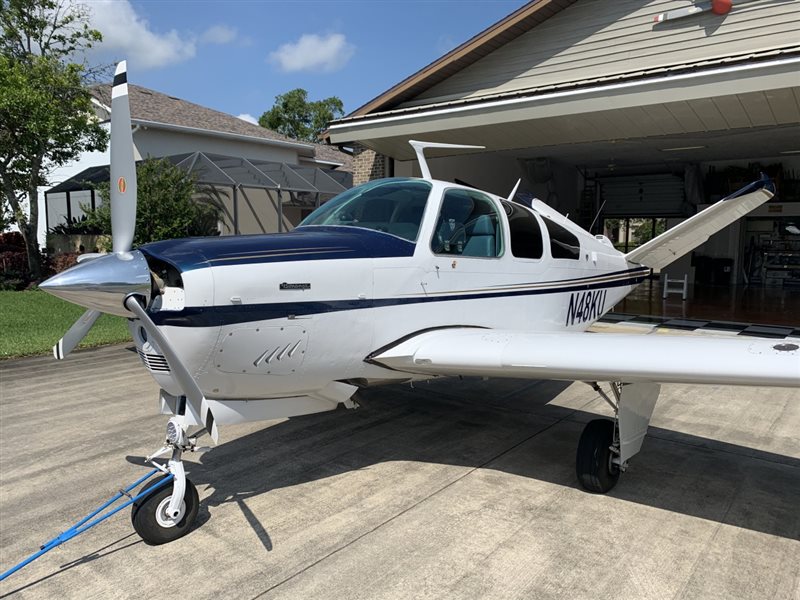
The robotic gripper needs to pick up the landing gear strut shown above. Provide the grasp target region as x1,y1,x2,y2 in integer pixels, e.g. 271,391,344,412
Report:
131,417,206,545
575,381,661,494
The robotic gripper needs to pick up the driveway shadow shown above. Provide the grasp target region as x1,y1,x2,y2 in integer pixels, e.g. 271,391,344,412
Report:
173,377,799,547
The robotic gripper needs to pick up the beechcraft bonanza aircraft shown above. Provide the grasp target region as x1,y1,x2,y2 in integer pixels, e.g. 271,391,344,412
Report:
39,63,799,545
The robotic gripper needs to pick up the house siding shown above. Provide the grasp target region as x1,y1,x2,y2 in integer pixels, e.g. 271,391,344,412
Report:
407,0,800,107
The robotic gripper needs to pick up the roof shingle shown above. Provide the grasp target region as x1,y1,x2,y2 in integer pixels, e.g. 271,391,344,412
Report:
92,84,351,171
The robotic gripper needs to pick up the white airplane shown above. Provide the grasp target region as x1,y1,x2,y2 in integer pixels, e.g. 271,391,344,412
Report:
40,62,799,545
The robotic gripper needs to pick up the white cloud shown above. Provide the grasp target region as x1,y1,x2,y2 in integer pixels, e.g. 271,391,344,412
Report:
88,1,196,70
269,33,354,73
201,25,237,45
237,113,259,125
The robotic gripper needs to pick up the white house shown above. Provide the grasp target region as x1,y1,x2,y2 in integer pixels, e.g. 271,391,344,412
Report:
41,84,352,244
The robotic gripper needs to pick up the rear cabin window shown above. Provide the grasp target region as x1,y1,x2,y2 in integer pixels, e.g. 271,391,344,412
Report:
542,217,580,260
431,189,504,258
503,201,543,259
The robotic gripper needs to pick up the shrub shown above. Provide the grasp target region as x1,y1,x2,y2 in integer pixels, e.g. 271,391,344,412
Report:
0,231,25,253
84,157,222,246
0,272,26,290
48,215,104,235
49,252,79,273
0,250,28,274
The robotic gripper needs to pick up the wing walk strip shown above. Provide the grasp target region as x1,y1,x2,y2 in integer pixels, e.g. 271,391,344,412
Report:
598,313,800,340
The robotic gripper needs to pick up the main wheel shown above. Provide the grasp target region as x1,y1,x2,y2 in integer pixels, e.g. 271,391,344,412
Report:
131,475,199,545
576,418,620,493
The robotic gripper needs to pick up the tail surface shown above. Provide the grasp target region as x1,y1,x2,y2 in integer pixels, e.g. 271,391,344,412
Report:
625,176,774,270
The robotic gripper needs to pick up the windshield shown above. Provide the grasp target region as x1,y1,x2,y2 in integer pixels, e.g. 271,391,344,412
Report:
299,178,432,242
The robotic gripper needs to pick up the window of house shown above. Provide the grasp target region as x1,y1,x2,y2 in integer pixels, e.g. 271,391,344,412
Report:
542,216,580,259
503,201,543,259
431,189,504,258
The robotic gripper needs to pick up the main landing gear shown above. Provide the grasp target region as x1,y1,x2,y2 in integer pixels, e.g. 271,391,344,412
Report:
575,382,661,494
132,417,207,545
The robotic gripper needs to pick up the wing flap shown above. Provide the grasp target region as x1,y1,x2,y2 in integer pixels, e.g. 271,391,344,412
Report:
625,177,774,270
370,329,799,387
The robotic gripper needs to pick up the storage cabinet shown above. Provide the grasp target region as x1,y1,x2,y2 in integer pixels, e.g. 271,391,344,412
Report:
761,250,800,287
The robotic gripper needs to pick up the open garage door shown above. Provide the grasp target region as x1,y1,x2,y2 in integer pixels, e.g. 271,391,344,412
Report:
599,174,685,218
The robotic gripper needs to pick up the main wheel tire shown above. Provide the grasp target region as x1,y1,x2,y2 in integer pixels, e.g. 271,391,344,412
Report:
131,475,199,545
576,418,620,494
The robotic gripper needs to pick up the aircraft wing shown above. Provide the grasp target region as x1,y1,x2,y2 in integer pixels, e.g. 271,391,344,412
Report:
625,177,774,270
368,329,800,387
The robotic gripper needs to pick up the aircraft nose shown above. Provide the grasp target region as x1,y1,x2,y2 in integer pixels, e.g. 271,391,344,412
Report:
40,250,152,317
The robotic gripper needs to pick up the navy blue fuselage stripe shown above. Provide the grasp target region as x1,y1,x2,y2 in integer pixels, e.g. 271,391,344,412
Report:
150,273,646,327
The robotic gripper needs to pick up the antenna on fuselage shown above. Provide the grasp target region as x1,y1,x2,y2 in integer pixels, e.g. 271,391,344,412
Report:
409,140,485,181
506,179,521,203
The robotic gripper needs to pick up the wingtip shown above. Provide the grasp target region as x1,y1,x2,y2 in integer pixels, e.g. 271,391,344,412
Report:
115,60,127,75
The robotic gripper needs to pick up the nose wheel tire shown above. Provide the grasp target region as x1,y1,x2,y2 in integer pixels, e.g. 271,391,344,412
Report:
576,418,620,494
131,475,199,545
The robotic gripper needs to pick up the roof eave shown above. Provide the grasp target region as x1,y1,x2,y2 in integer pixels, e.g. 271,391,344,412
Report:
330,49,800,134
131,119,317,155
344,0,575,119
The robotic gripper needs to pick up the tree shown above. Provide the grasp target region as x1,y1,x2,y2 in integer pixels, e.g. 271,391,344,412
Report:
85,158,221,246
0,0,107,279
259,88,344,142
0,196,11,231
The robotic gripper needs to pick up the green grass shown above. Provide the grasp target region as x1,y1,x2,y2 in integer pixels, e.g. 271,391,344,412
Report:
0,289,130,359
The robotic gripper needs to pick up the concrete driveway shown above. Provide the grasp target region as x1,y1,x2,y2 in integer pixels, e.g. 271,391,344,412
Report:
1,344,798,599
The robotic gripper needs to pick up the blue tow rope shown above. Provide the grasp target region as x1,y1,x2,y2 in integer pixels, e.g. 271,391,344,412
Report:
0,468,174,582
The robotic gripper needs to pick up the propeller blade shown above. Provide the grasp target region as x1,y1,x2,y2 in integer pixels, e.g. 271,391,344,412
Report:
110,60,137,254
124,296,219,443
53,309,101,360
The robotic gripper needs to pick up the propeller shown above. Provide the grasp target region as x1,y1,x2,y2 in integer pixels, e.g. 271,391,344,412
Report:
109,60,137,255
49,61,136,359
53,309,101,359
42,61,219,441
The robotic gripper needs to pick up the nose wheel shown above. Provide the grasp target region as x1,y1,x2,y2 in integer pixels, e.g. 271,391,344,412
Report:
131,474,199,545
131,417,206,545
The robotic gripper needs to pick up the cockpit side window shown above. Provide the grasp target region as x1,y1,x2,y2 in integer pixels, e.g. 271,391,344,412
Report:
502,201,543,259
541,216,580,260
431,189,504,258
299,178,432,242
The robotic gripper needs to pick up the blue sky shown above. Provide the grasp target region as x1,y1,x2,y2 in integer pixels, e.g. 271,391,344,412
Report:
85,1,525,124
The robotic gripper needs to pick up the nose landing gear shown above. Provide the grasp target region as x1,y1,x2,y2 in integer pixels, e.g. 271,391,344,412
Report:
132,417,206,545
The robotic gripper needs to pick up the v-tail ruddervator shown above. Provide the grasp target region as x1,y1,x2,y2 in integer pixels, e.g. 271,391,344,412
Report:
5,61,798,567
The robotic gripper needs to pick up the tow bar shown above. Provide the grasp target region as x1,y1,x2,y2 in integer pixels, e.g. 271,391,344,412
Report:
0,469,172,582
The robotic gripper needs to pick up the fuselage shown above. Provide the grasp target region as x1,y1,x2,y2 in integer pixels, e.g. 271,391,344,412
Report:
132,178,648,414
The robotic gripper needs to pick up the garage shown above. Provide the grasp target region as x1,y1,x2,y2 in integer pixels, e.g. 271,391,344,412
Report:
327,0,800,324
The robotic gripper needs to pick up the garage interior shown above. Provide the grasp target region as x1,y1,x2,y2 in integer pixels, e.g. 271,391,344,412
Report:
399,126,800,327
